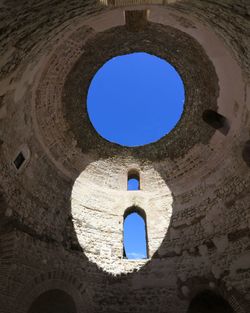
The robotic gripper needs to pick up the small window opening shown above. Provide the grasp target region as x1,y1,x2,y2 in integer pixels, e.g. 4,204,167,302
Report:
123,208,148,259
242,140,250,167
14,152,25,170
187,290,234,313
202,110,229,135
128,171,140,190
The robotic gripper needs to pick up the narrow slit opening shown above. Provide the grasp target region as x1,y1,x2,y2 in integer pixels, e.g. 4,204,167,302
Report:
202,110,229,135
14,152,25,170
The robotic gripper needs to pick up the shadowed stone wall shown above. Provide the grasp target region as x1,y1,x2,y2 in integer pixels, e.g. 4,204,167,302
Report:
0,1,249,313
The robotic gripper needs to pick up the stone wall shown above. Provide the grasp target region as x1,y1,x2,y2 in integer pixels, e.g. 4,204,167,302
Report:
0,0,249,312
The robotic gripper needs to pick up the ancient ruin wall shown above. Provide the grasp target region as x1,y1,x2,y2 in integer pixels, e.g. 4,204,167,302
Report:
0,1,249,312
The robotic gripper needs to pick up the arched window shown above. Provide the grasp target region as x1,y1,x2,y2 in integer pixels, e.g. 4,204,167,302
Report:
123,207,148,259
27,289,77,313
242,140,250,167
127,170,140,190
187,290,234,313
202,110,229,135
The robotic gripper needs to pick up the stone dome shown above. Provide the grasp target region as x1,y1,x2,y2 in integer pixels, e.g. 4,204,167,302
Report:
0,0,249,312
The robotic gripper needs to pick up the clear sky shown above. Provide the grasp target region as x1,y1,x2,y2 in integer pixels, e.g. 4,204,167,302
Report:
125,178,147,259
87,52,185,258
128,177,139,191
124,212,147,259
87,52,185,147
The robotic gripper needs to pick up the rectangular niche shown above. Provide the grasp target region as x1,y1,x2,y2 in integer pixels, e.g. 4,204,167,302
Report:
125,10,149,31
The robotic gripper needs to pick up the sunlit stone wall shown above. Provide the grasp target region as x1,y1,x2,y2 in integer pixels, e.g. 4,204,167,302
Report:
71,158,173,274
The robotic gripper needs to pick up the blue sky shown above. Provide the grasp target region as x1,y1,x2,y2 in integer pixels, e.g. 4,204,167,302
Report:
87,52,185,147
128,178,139,191
124,212,147,259
87,52,184,258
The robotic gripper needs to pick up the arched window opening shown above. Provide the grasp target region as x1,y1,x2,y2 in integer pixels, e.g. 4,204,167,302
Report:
27,289,77,313
242,140,250,167
202,110,229,135
123,207,148,259
187,290,234,313
128,170,140,190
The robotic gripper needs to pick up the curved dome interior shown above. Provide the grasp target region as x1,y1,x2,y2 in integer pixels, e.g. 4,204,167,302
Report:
0,1,249,313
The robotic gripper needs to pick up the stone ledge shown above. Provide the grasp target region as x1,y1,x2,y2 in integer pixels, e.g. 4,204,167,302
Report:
100,0,178,6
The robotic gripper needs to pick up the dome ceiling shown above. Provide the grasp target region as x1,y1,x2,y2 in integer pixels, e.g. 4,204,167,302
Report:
0,1,249,313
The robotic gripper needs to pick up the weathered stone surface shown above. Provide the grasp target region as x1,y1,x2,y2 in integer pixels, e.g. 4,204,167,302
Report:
0,0,249,313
